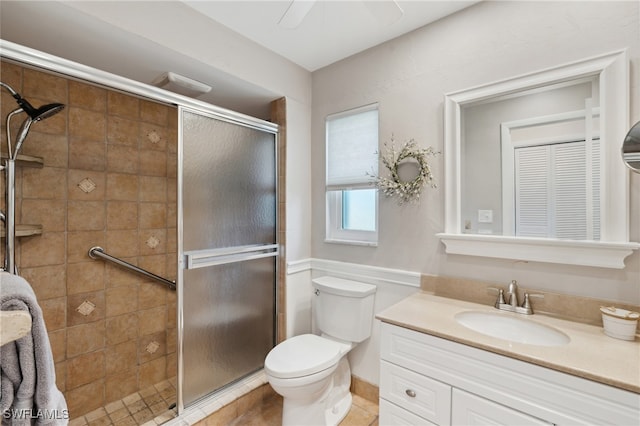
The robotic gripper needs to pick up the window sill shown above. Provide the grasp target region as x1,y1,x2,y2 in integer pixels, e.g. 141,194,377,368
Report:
436,233,639,269
324,238,378,247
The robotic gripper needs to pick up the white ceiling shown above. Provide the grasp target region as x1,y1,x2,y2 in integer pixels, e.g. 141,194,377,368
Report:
184,1,479,71
0,1,478,117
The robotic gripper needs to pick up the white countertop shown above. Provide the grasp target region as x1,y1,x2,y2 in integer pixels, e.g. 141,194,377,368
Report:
376,292,640,394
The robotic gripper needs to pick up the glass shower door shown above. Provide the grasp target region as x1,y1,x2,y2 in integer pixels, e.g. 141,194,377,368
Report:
178,107,278,407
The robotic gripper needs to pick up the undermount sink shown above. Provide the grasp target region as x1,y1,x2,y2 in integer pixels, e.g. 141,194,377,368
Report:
455,311,570,347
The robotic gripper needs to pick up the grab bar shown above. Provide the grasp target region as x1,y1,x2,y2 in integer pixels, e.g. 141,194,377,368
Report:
88,246,176,291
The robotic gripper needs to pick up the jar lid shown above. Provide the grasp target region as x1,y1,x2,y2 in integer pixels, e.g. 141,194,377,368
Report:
600,306,640,321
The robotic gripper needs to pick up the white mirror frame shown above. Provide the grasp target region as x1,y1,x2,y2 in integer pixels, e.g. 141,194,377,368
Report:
438,50,640,269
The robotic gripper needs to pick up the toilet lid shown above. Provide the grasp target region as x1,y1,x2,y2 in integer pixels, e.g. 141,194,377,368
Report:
264,334,347,379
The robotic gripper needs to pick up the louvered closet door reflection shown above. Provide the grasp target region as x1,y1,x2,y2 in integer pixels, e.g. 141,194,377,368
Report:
515,139,600,240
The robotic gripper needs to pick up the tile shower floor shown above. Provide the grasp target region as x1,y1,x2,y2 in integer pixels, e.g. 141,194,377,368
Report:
68,378,177,426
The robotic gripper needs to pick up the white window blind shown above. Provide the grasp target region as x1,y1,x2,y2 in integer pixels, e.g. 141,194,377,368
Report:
326,104,378,190
515,139,600,240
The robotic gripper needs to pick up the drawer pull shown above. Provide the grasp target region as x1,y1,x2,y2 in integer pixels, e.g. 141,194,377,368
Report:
405,389,417,398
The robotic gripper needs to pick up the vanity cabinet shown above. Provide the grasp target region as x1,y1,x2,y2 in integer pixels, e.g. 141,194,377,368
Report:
379,322,639,425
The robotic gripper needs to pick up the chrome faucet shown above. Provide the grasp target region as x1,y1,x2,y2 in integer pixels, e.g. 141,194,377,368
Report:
492,280,543,315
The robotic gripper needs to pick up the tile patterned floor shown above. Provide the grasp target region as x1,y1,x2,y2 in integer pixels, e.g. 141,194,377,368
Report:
228,393,379,426
68,375,377,426
68,378,177,426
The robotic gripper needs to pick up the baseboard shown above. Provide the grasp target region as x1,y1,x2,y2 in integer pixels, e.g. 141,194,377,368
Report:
351,375,380,404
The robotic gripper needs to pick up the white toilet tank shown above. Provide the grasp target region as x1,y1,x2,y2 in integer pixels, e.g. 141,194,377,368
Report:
312,276,377,343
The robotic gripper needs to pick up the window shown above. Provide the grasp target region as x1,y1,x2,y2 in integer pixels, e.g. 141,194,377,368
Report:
326,104,379,244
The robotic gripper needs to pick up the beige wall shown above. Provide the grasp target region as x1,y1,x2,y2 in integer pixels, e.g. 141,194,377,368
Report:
310,1,640,303
0,61,177,417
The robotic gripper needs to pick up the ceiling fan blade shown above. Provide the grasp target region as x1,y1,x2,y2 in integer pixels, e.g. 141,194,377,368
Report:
363,0,404,26
278,0,317,29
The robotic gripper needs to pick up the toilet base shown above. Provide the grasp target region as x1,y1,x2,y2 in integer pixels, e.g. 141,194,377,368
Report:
281,357,352,426
324,391,352,426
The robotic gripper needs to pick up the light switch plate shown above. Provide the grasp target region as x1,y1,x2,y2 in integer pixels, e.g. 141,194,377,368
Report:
478,209,493,223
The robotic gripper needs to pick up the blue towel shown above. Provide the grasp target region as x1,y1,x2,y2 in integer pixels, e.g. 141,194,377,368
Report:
0,272,68,425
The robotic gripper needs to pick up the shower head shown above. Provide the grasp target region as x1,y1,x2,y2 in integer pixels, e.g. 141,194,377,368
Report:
17,98,65,121
0,82,65,121
1,81,65,159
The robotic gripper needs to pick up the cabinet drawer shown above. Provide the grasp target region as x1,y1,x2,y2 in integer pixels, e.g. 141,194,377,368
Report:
380,360,451,425
379,399,437,426
452,389,552,425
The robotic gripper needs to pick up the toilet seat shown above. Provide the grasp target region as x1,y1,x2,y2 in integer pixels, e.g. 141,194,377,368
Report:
265,334,350,379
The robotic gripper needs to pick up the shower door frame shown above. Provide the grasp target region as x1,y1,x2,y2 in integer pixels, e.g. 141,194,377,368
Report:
176,105,280,413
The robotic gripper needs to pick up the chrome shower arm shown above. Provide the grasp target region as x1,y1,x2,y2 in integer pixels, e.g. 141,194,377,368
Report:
0,82,19,97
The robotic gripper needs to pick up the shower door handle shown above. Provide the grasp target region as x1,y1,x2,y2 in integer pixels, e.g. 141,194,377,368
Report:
184,244,278,270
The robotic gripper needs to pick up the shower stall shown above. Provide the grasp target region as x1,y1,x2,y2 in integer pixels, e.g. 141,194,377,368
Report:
0,46,280,424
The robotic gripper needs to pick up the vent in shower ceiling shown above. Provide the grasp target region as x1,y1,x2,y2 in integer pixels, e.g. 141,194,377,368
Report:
152,72,212,98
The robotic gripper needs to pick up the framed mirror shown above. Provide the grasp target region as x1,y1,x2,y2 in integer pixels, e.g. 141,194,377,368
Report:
622,121,640,173
438,50,639,269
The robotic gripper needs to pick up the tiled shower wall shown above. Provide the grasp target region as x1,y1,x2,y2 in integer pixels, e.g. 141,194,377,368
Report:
0,60,178,417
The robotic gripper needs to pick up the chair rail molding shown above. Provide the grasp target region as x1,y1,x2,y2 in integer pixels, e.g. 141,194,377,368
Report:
287,258,420,288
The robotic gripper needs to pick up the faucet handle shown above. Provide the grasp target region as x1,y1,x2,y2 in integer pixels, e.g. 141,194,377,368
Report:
522,292,544,308
521,293,544,313
488,287,506,308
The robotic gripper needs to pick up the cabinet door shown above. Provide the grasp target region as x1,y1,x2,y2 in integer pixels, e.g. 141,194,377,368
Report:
379,399,437,426
452,389,553,425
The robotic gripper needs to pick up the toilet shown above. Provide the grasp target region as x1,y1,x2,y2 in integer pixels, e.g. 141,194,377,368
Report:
264,276,377,426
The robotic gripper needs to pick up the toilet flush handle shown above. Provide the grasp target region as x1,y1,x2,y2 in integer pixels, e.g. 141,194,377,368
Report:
314,289,320,296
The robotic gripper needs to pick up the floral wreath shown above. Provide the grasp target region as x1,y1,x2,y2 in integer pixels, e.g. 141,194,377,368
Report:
369,137,439,205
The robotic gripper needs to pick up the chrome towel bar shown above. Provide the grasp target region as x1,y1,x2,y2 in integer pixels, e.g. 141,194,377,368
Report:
88,246,176,291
